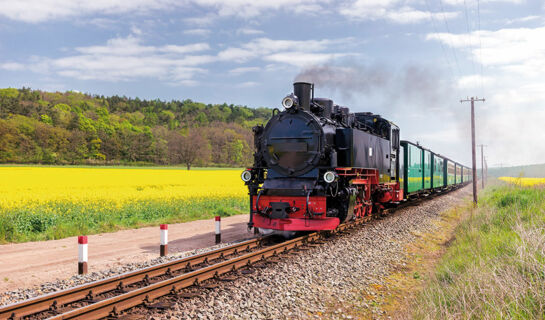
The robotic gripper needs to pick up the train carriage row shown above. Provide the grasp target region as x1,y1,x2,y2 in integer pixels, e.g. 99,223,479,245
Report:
400,140,471,196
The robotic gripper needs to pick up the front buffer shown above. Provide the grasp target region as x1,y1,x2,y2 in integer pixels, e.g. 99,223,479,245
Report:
251,195,340,231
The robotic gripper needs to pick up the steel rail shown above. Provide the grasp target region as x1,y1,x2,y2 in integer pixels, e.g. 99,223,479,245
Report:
0,236,268,320
47,231,326,320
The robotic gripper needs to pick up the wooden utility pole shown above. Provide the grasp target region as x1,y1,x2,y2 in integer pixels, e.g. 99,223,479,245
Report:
478,144,487,189
484,156,488,185
461,97,485,205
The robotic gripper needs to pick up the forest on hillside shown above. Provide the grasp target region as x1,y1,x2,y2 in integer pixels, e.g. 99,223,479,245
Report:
0,88,272,168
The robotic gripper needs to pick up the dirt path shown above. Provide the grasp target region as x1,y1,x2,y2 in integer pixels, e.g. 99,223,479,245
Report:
0,214,253,292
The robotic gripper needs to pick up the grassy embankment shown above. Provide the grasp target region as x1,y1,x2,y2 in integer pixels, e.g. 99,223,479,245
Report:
0,166,247,244
414,182,545,319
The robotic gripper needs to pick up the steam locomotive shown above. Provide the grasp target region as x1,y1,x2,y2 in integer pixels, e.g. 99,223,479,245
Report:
241,82,470,234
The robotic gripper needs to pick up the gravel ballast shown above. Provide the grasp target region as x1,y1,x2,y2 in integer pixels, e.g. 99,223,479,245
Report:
1,186,471,319
151,186,471,319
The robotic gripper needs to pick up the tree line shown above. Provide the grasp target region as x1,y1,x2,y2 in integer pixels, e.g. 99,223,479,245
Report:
0,87,272,168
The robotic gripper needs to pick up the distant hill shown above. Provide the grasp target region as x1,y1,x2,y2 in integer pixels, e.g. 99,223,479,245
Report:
0,87,272,168
488,163,545,178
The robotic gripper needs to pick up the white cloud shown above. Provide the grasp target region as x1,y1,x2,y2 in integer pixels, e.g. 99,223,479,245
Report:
183,13,217,27
67,35,210,57
427,26,545,75
236,81,259,88
265,52,350,66
0,0,328,23
189,0,328,18
3,35,351,85
504,15,541,25
0,0,178,23
237,28,264,35
0,62,25,71
160,43,211,54
218,37,353,63
183,28,211,36
457,74,494,89
442,0,523,5
339,0,459,24
131,26,143,35
229,66,261,74
14,35,213,83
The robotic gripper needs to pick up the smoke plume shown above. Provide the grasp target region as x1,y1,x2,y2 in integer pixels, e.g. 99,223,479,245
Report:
294,64,391,97
294,63,456,111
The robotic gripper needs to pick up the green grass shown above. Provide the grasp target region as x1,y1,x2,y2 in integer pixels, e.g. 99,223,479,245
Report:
414,184,545,319
0,197,247,244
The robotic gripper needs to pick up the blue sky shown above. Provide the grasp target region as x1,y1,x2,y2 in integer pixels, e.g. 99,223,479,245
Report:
1,0,544,167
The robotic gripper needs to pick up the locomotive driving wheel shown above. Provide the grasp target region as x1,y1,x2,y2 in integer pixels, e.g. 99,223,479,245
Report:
353,193,365,218
352,186,373,219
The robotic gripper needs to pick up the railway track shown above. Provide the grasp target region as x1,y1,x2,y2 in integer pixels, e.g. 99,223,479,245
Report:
0,220,365,320
0,187,460,320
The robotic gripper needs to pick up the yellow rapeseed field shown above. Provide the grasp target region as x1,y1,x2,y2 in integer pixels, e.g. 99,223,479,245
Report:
499,176,545,187
0,167,246,208
0,167,248,243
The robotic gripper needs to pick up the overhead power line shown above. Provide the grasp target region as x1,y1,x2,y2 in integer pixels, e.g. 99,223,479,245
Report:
477,0,485,97
463,0,476,75
438,0,462,76
424,0,457,81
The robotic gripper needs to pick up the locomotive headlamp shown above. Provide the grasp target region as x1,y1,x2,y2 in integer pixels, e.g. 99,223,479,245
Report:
282,94,298,109
241,170,252,182
323,171,337,184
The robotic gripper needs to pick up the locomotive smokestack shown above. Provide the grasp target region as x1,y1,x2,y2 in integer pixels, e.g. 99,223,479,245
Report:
293,82,312,111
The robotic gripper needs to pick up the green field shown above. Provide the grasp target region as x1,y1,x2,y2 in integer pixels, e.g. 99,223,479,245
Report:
414,183,545,319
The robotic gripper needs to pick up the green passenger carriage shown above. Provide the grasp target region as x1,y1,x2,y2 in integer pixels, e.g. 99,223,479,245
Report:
432,153,445,188
400,141,469,197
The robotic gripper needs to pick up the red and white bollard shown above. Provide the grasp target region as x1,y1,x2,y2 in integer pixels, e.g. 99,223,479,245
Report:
78,236,88,275
215,216,221,244
160,224,168,257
